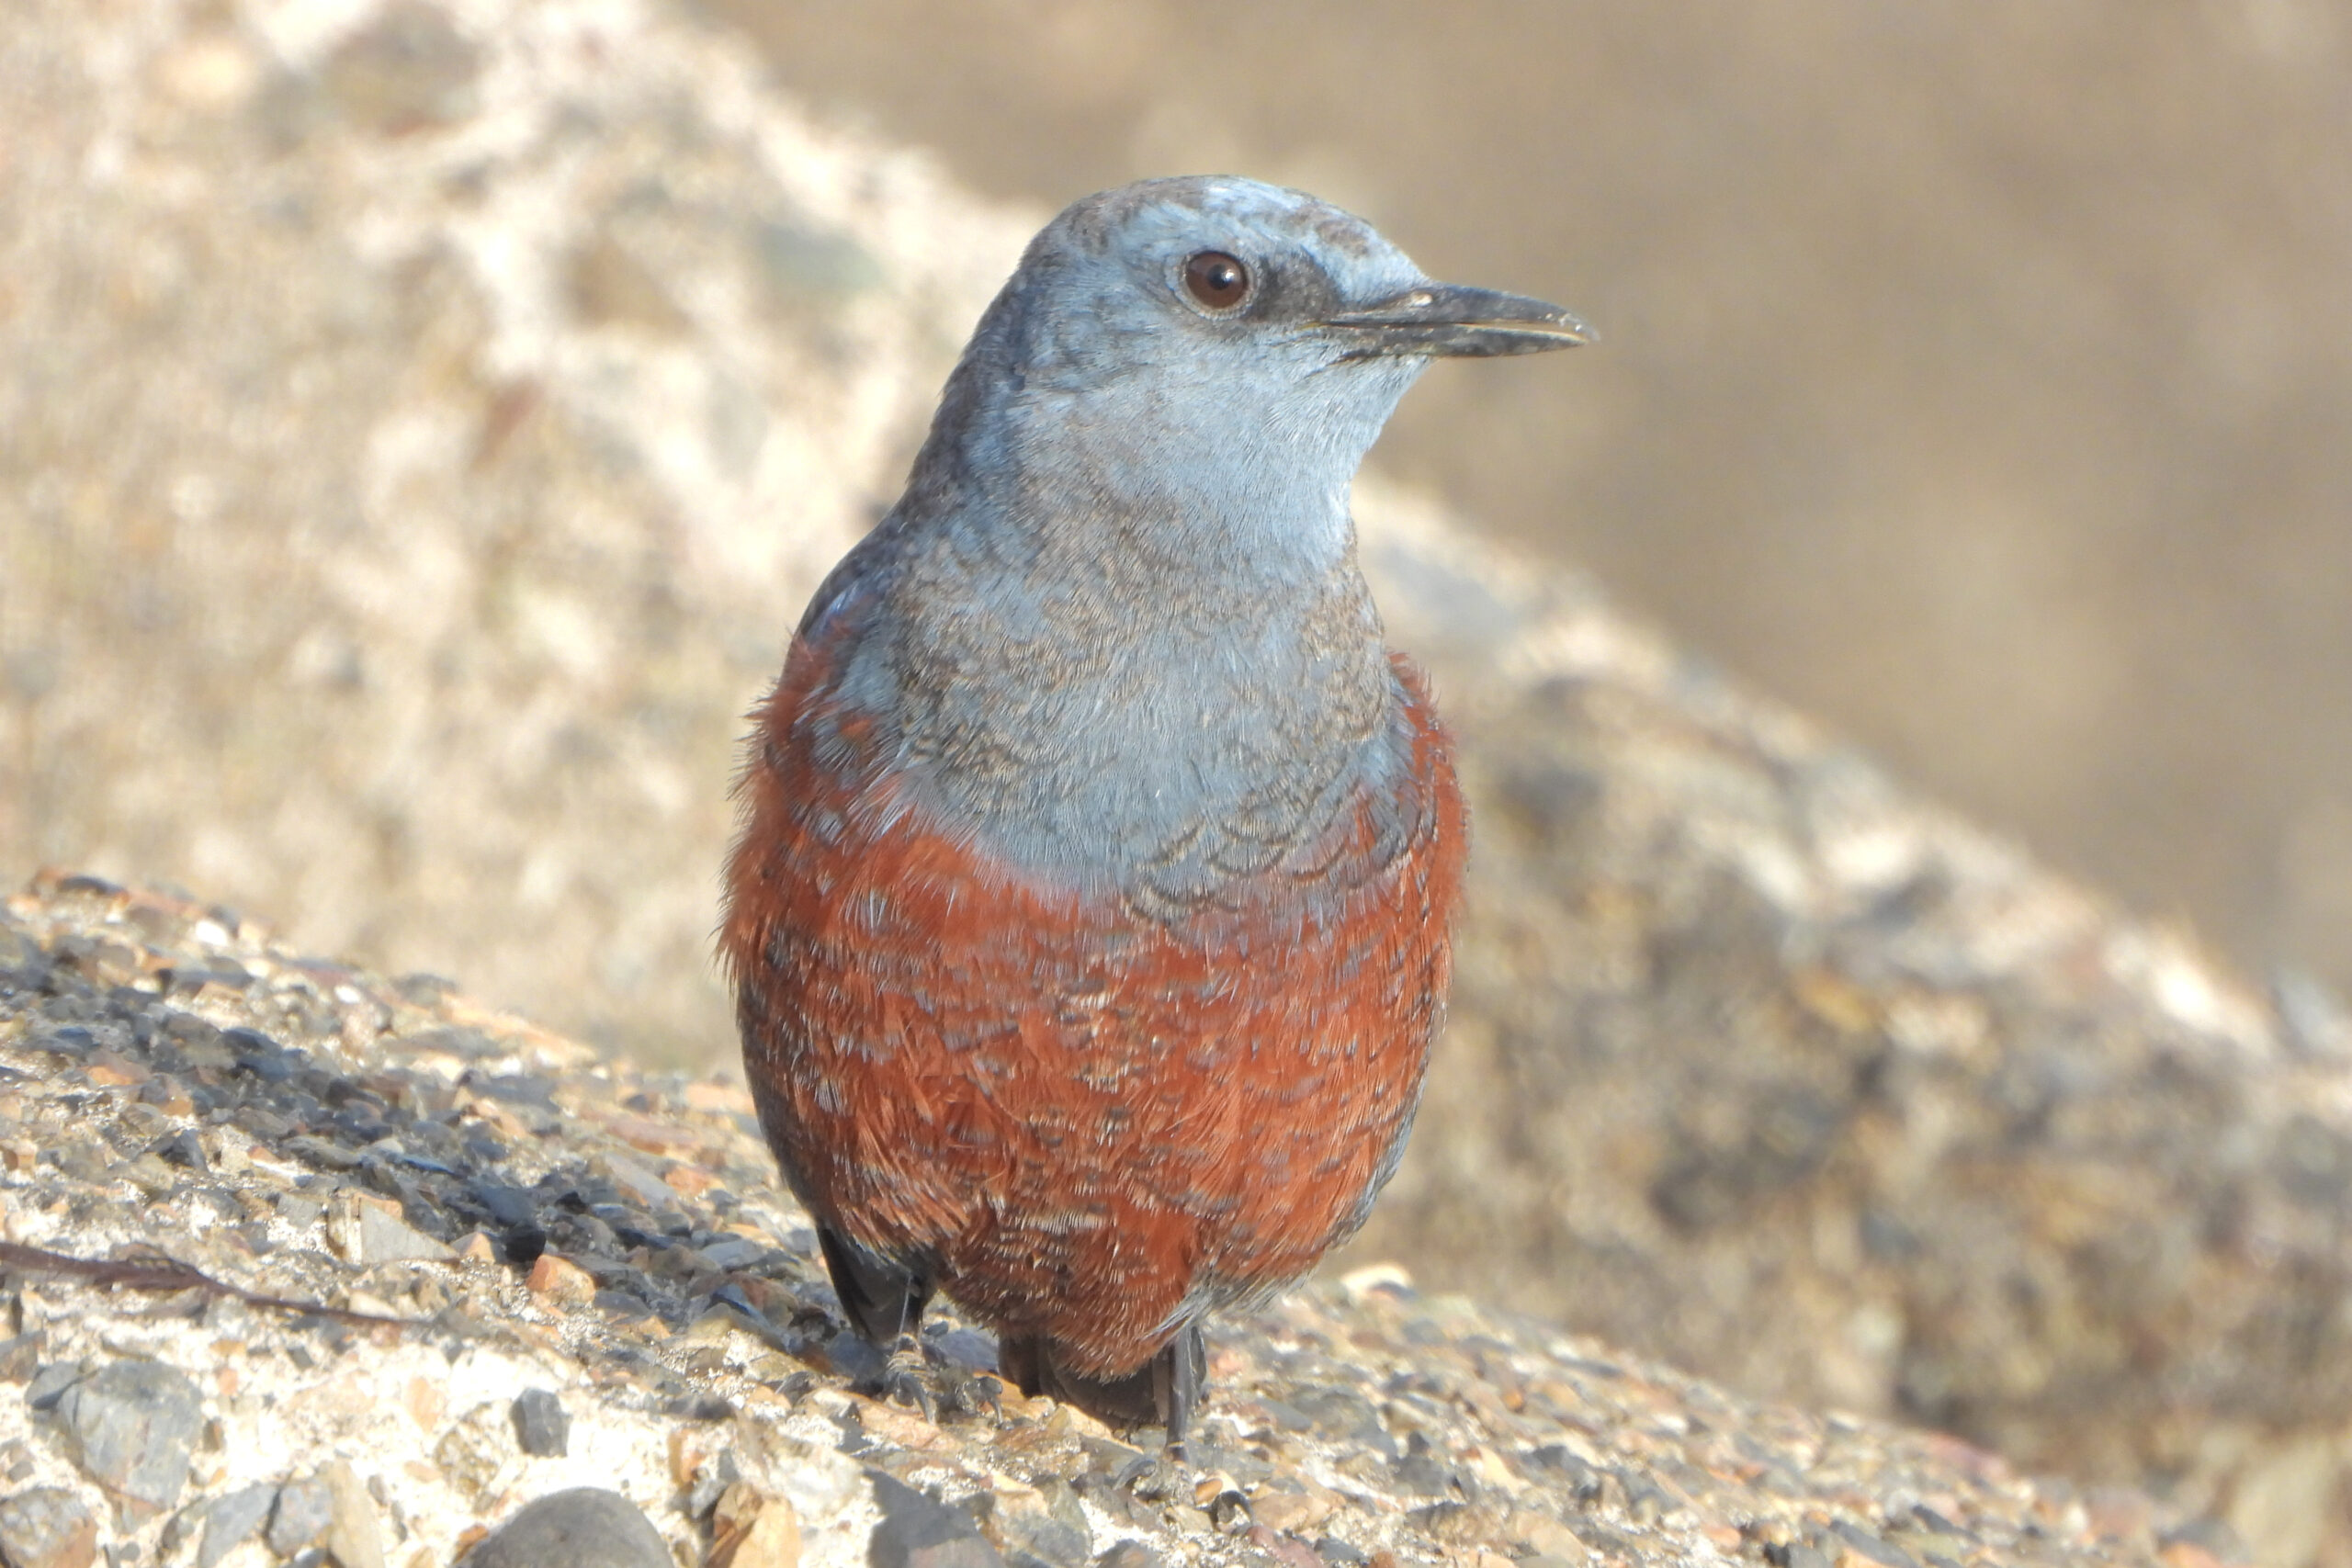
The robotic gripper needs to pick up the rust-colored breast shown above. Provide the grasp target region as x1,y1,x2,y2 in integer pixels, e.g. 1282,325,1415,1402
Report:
720,605,1466,1379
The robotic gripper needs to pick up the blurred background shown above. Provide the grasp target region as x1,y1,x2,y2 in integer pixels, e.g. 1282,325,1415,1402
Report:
723,0,2352,1004
10,0,2352,1041
11,0,2352,1553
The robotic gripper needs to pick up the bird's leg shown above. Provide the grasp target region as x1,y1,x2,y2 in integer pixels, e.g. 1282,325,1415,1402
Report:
816,1225,940,1418
1154,1322,1206,1462
1125,1324,1208,1501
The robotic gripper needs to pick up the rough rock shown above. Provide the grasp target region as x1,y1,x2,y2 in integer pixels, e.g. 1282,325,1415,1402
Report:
51,1359,203,1522
512,1388,571,1457
870,1474,1004,1568
190,1483,277,1568
458,1489,673,1568
1349,502,2352,1556
267,1474,335,1557
978,1478,1091,1568
328,1190,458,1265
0,874,2206,1568
0,1490,97,1568
322,1458,387,1568
710,1483,803,1568
0,0,1009,1071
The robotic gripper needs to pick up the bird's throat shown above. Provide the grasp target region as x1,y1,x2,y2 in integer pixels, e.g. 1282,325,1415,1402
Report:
877,497,1402,906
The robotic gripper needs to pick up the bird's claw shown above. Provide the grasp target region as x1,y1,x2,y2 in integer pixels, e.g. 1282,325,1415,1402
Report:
954,1370,1007,1421
873,1335,1010,1427
881,1332,940,1421
1118,1449,1190,1503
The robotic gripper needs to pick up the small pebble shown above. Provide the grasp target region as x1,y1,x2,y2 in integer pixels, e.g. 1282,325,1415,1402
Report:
153,1129,208,1170
527,1254,597,1308
335,1190,455,1264
0,1489,98,1568
512,1388,571,1457
0,1330,47,1380
197,1485,277,1568
322,1460,385,1568
55,1359,203,1521
869,1473,1004,1568
26,1362,83,1410
269,1475,334,1555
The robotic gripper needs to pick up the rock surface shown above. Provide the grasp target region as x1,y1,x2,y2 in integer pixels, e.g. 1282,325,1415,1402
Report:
0,1489,99,1568
7,0,2352,1564
0,874,2202,1568
1349,505,2352,1559
457,1487,671,1568
510,1388,570,1457
52,1359,205,1522
188,1483,274,1568
0,0,1010,1066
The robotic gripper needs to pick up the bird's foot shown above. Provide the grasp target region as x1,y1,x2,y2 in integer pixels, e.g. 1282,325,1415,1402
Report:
880,1331,940,1421
869,1333,1008,1427
950,1368,1007,1421
1118,1446,1191,1503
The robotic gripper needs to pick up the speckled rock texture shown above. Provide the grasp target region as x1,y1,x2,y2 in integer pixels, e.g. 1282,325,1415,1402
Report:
6,0,2352,1564
0,0,1012,1064
1349,519,2352,1566
0,874,2217,1568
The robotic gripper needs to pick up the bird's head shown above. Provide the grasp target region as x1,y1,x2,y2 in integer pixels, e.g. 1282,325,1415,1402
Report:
995,175,1584,435
912,175,1588,575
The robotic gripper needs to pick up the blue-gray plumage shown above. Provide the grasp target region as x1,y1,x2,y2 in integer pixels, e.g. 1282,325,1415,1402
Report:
804,176,1586,909
725,175,1587,1451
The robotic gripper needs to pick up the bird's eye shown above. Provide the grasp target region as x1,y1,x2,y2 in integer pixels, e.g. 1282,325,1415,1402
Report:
1182,251,1251,311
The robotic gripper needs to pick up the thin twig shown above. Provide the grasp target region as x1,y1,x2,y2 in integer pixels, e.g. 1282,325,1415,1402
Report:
0,1239,421,1328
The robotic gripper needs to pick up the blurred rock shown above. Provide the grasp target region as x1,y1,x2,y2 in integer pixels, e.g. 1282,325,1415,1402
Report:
459,1489,671,1568
51,1359,203,1523
0,0,1018,1066
321,0,480,133
267,1474,335,1557
511,1388,571,1457
709,1484,802,1568
326,1188,455,1264
190,1484,277,1568
869,1475,1001,1568
322,1459,386,1568
1346,502,2352,1562
0,1491,97,1568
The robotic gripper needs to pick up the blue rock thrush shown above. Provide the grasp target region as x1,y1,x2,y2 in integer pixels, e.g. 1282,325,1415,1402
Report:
721,175,1587,1453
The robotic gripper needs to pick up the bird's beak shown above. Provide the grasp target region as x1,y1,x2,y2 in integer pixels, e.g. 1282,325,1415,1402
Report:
1318,283,1593,358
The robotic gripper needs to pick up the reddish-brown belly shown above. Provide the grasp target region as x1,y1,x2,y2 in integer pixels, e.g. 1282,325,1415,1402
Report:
721,640,1464,1378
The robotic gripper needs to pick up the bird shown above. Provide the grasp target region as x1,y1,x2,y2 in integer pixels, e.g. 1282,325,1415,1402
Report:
720,175,1587,1456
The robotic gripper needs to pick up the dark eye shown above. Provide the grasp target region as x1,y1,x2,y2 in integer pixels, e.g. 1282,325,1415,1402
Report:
1182,251,1251,311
